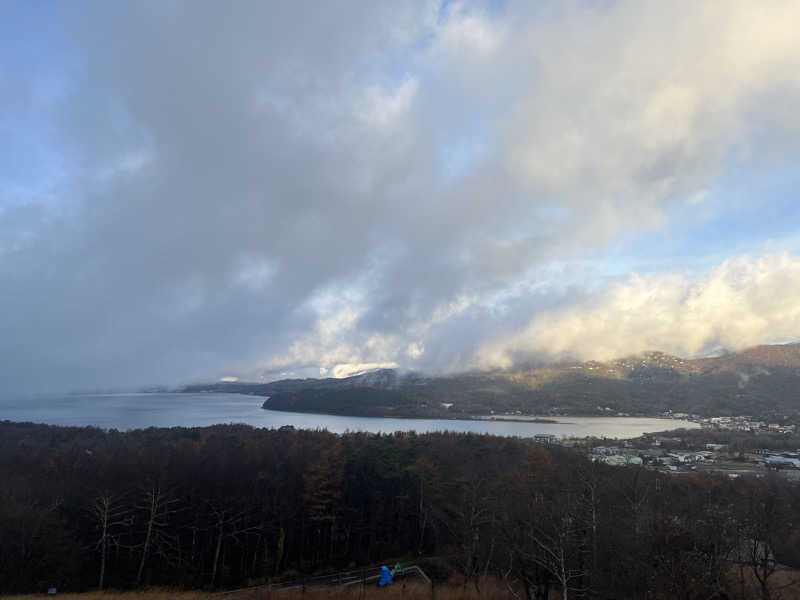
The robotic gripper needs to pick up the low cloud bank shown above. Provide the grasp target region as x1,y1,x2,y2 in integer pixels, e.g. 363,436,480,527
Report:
478,253,800,368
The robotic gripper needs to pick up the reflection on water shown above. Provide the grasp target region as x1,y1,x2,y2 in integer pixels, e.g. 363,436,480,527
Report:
0,392,699,439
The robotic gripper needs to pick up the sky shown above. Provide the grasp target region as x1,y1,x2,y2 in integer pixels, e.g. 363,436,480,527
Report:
2,0,800,393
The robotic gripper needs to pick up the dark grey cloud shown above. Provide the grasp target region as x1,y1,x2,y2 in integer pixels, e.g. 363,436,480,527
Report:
3,1,800,392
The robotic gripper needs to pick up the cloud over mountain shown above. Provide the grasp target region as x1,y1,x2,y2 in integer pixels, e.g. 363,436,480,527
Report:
479,253,800,368
2,1,800,391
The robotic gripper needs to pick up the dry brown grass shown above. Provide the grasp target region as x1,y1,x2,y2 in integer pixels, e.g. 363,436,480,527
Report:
726,569,800,600
1,580,511,600
11,572,799,600
239,579,512,600
2,592,214,600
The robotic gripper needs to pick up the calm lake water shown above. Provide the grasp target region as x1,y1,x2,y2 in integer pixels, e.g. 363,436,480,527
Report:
0,392,699,439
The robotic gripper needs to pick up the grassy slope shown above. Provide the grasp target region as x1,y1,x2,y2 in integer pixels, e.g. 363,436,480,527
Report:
7,574,800,600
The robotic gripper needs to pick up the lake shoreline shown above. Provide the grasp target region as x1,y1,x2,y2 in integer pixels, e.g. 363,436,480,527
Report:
266,409,575,424
0,392,699,439
259,400,675,424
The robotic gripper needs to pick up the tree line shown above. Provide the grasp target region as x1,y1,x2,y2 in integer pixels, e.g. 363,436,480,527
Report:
1,420,798,599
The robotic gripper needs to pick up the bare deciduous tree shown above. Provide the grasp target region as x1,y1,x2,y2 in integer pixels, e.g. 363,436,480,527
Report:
89,492,130,589
135,485,181,586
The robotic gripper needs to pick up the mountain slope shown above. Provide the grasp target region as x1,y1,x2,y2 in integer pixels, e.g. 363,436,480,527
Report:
184,343,800,419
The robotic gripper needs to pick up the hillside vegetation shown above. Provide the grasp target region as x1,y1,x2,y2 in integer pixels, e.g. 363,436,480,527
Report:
185,343,800,419
3,422,800,599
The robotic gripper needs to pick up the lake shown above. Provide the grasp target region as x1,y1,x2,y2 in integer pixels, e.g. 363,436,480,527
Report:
0,392,699,439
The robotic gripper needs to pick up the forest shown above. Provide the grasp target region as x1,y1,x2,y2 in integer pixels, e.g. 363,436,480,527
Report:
2,420,799,599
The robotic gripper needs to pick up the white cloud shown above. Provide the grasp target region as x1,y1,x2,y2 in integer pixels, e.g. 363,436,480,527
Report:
479,253,800,367
358,78,419,130
434,3,506,62
329,362,398,378
498,1,800,228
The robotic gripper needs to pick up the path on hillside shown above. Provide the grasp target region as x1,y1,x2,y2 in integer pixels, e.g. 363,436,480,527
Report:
217,564,430,598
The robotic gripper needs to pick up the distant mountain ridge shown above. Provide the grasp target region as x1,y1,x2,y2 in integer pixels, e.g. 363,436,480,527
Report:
183,343,800,420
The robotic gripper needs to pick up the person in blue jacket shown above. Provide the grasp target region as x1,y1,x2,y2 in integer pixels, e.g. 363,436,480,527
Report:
378,565,393,586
